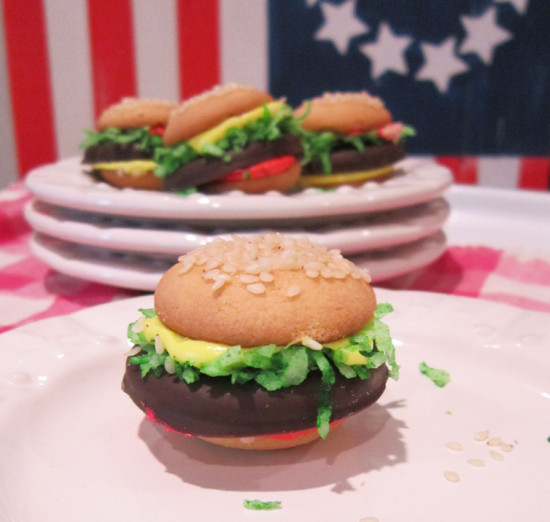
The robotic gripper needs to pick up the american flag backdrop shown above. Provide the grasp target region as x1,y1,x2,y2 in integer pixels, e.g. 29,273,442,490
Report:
1,0,549,190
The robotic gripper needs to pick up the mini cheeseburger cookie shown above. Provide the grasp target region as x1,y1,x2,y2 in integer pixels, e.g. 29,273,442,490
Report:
81,97,177,190
122,234,399,450
154,84,303,194
294,91,415,188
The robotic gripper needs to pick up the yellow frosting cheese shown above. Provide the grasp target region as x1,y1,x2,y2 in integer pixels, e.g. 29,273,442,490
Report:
143,316,228,365
188,100,286,153
298,165,394,188
141,315,369,367
324,339,368,365
92,159,157,176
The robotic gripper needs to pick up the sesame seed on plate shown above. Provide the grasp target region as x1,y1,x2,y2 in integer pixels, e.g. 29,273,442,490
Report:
474,430,489,442
444,471,460,483
445,442,463,451
467,458,485,467
489,451,504,462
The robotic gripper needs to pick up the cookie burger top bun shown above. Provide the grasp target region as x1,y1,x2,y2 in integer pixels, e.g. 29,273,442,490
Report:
97,97,178,131
162,84,274,146
154,234,376,348
294,91,392,134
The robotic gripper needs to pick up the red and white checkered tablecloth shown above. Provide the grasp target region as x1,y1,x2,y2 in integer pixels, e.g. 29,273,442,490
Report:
1,181,549,335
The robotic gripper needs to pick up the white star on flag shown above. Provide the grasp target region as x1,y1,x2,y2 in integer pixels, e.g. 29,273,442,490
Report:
460,6,514,64
495,0,530,15
359,22,412,79
416,37,469,93
314,0,370,55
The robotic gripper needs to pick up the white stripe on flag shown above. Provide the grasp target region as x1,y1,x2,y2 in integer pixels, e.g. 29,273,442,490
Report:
133,0,180,102
44,0,94,160
220,0,268,91
0,5,18,187
478,156,521,189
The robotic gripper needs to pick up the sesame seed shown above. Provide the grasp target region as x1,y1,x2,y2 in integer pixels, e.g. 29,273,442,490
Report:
443,471,460,483
474,430,489,442
287,285,301,297
154,335,165,355
487,436,503,447
244,262,262,275
178,262,193,274
320,267,334,278
203,269,221,280
489,451,504,462
445,442,463,451
467,458,485,467
302,337,323,350
500,443,514,452
204,258,221,271
247,283,266,294
164,359,176,374
131,316,146,333
125,345,142,357
211,278,229,291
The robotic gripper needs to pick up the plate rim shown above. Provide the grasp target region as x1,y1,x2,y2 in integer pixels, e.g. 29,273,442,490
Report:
24,197,450,255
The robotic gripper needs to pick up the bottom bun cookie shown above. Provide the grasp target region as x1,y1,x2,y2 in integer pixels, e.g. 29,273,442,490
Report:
99,168,163,190
300,142,406,188
298,165,395,188
199,425,340,450
202,159,301,194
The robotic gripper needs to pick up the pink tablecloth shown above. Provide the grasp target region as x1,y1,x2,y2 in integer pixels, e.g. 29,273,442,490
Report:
1,181,549,335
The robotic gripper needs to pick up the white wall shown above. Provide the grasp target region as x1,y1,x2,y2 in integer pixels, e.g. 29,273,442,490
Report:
0,4,18,189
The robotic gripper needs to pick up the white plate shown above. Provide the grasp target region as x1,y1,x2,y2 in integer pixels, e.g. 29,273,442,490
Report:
25,157,452,222
29,231,447,290
0,290,548,521
24,198,450,255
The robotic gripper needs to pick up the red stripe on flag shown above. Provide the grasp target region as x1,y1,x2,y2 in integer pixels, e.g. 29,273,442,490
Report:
436,156,478,185
87,0,137,121
2,0,57,178
518,157,550,191
176,0,220,100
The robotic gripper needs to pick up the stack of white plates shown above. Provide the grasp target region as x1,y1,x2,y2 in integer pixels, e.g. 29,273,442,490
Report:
24,157,453,291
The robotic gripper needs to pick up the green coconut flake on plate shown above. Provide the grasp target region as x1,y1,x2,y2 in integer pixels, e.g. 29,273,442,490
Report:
419,361,450,387
243,499,282,510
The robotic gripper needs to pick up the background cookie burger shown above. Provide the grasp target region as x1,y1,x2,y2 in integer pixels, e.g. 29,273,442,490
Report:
122,233,399,450
294,91,415,188
81,97,177,190
153,84,303,194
